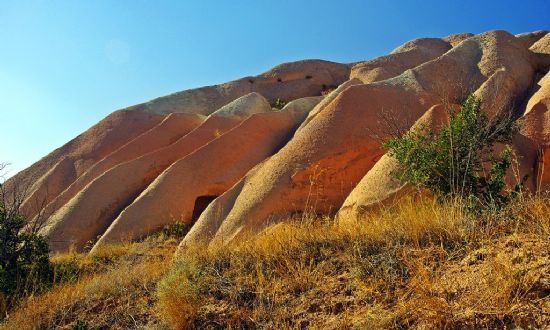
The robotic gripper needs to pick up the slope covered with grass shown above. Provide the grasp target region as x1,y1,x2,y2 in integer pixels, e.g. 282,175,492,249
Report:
2,196,549,329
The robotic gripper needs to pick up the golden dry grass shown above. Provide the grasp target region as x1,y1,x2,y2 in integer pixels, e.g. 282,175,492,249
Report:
2,196,549,329
157,196,549,329
1,238,179,330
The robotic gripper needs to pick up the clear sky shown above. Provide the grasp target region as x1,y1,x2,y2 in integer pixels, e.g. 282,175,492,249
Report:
1,0,549,177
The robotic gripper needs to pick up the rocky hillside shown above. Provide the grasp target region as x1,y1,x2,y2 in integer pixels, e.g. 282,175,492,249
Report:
5,29,550,254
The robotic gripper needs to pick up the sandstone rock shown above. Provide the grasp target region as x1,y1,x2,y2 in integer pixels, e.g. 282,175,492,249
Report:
339,33,547,220
298,78,363,131
23,113,205,221
442,33,474,47
93,97,322,249
7,59,349,216
530,33,550,55
338,63,546,221
19,157,77,219
473,68,518,118
178,168,257,250
139,60,350,115
182,30,541,248
351,38,451,83
41,93,271,252
336,154,406,222
339,53,548,219
6,109,165,217
390,37,449,54
471,69,543,192
7,29,549,253
519,72,550,191
516,30,548,48
521,73,550,144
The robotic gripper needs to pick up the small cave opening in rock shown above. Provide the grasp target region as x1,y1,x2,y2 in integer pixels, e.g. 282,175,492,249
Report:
192,195,218,221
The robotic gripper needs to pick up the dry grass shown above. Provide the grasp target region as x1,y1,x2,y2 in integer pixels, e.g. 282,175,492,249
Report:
157,196,549,329
2,196,549,329
1,237,179,330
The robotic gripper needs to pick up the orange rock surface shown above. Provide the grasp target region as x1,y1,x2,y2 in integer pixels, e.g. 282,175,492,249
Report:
5,30,550,253
22,113,205,221
93,97,322,249
180,31,544,249
41,93,271,252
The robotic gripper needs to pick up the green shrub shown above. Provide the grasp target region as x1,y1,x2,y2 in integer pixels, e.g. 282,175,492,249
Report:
271,98,288,109
0,164,53,315
0,198,52,309
71,319,88,330
161,220,190,239
383,95,522,210
52,257,80,285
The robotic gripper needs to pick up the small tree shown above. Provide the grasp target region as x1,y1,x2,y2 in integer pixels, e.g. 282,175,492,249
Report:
383,95,522,209
0,164,52,315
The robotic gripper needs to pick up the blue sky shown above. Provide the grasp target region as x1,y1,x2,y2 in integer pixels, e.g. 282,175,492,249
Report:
1,0,549,177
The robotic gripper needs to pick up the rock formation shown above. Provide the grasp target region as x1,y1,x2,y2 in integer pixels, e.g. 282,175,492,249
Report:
4,30,550,254
92,97,321,250
8,110,166,218
9,59,350,218
130,60,350,116
23,113,205,221
180,30,547,249
350,38,452,83
40,93,276,252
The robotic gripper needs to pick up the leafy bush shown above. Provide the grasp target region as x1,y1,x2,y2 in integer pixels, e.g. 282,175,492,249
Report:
271,98,288,109
0,198,52,311
52,257,80,285
0,165,53,315
161,220,190,239
383,95,522,209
